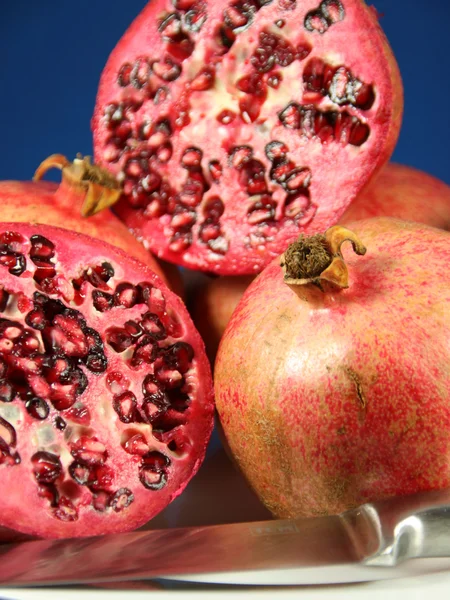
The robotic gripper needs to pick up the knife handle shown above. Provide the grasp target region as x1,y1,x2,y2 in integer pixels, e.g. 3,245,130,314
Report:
345,487,450,566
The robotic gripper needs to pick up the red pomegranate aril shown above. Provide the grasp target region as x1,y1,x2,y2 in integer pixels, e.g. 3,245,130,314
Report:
113,391,139,423
109,488,134,512
181,147,203,169
69,462,93,486
123,433,151,456
152,57,182,81
216,109,236,125
304,10,329,33
25,397,50,420
65,404,91,425
106,328,133,353
31,451,62,484
53,416,67,430
142,374,161,396
70,437,107,466
92,290,114,312
190,67,215,91
113,282,138,308
30,235,55,261
159,12,182,40
141,313,166,340
162,341,194,373
53,497,78,522
321,0,345,24
131,336,158,366
142,393,170,422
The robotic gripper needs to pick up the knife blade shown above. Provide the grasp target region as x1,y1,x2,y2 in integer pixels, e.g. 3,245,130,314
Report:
2,487,450,587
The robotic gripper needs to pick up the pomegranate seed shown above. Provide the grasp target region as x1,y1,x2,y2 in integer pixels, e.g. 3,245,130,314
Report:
93,490,110,512
92,290,114,312
208,160,223,182
141,313,166,340
142,374,162,396
85,351,108,374
267,73,282,88
123,434,151,456
142,392,171,423
109,488,134,512
296,43,312,61
279,103,301,129
114,283,138,308
91,465,114,491
183,7,207,32
181,147,203,169
156,141,173,163
154,86,170,104
117,62,132,87
0,231,25,252
106,328,133,353
304,10,329,33
69,462,93,486
284,167,312,192
0,381,16,403
352,81,376,110
124,320,143,339
215,109,235,127
158,13,182,40
113,391,138,423
247,196,277,225
152,57,182,81
38,483,58,506
229,146,253,169
53,416,67,430
161,342,194,373
65,404,91,425
131,336,157,366
270,160,296,184
321,0,345,24
139,451,170,490
26,397,49,420
172,0,196,9
53,497,78,522
169,231,192,253
70,436,107,466
31,451,62,484
265,141,289,161
30,235,55,262
349,121,370,146
130,57,152,89
190,67,215,91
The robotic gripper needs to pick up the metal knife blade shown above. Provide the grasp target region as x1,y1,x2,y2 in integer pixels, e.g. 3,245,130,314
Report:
2,487,450,587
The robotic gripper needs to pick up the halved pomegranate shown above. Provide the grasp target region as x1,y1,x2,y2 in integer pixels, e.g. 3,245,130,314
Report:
93,0,403,274
0,223,213,538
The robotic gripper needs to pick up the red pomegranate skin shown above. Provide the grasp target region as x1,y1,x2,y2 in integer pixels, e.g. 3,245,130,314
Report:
215,218,450,518
0,223,213,538
93,0,403,275
341,163,450,229
0,178,183,294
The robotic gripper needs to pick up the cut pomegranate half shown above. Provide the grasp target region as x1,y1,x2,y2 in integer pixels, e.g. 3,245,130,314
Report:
0,223,213,538
93,0,403,275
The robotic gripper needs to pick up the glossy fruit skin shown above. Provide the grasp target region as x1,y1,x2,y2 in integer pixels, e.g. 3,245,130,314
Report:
341,163,450,229
0,222,213,538
191,163,450,361
93,0,403,275
215,218,450,518
0,179,183,294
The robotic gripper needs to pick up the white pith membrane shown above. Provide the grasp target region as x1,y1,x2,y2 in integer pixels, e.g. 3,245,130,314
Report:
0,227,208,534
93,0,395,273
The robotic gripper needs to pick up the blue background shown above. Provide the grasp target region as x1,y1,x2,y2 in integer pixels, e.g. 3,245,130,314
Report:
0,0,449,184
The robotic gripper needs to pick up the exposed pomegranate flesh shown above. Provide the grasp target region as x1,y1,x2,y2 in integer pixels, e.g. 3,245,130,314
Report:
93,0,403,274
0,223,213,538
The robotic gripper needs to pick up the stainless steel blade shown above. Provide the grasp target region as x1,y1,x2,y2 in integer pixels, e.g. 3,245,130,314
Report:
2,488,450,587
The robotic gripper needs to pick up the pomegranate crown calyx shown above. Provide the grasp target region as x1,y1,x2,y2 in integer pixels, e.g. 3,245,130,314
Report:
280,225,367,289
33,154,122,217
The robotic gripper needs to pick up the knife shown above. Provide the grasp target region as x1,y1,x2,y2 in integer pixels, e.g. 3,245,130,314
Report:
2,487,450,587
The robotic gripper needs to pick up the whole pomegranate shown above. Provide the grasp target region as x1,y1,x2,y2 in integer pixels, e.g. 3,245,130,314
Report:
190,163,450,360
93,0,403,275
215,218,450,517
341,163,450,229
0,154,182,293
0,222,213,538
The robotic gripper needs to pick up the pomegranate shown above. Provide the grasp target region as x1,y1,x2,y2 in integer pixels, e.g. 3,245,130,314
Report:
190,162,450,360
0,154,183,294
92,0,403,275
215,219,450,517
0,222,213,538
341,163,450,229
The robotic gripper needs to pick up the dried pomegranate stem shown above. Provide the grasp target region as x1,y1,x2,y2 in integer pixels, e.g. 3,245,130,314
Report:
33,154,122,217
280,225,367,289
